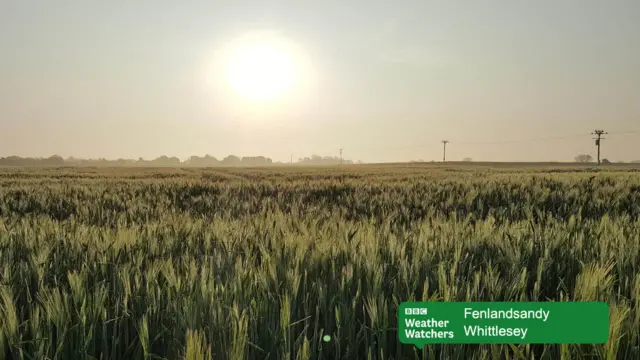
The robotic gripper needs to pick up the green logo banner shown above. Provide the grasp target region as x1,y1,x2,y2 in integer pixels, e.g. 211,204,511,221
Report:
398,302,608,346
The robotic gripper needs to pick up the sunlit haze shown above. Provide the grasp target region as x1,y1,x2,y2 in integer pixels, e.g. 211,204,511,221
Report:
1,1,639,163
223,32,297,102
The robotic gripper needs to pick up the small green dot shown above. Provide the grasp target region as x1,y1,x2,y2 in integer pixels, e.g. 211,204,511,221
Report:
322,335,331,342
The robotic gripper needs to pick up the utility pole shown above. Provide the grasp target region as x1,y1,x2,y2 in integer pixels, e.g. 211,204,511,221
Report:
339,148,343,165
591,129,607,165
290,154,293,165
442,140,449,162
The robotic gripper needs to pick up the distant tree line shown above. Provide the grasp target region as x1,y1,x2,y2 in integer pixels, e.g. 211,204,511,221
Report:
296,155,357,165
0,154,360,167
2,154,637,167
184,155,273,166
574,154,640,164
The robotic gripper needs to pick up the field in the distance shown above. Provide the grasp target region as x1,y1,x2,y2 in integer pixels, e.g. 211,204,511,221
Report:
1,165,639,360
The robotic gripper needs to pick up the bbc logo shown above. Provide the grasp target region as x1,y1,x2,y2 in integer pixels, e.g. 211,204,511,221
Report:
405,308,428,315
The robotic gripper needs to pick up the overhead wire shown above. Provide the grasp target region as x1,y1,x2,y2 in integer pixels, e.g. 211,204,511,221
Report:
340,129,640,156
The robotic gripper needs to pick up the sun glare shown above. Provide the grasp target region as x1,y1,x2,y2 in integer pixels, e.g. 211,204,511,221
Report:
224,35,297,102
202,30,317,116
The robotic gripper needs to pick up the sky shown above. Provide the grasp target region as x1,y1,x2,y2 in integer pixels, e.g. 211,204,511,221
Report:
1,0,639,163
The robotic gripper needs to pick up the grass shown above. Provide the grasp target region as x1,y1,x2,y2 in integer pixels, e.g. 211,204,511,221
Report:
0,165,639,359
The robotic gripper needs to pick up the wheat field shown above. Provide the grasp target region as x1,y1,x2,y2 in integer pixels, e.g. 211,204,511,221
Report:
0,165,639,360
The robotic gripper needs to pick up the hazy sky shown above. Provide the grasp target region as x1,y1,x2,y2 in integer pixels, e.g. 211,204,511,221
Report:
1,1,639,162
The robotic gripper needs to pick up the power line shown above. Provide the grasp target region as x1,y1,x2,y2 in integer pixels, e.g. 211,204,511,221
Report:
373,130,640,152
607,130,640,136
301,129,640,162
455,133,590,145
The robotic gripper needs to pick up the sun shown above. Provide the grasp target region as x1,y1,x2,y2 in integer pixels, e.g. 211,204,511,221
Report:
201,31,317,115
224,37,296,102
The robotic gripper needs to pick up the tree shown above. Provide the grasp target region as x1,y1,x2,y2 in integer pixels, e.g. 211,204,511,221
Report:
221,155,241,165
44,155,65,166
150,156,180,166
601,158,611,164
574,154,593,163
462,157,473,162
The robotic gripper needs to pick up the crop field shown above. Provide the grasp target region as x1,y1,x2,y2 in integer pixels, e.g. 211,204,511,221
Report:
1,165,640,360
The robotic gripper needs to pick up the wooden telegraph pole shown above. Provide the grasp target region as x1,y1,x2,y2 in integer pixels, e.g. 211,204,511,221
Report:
442,140,449,162
591,130,607,165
